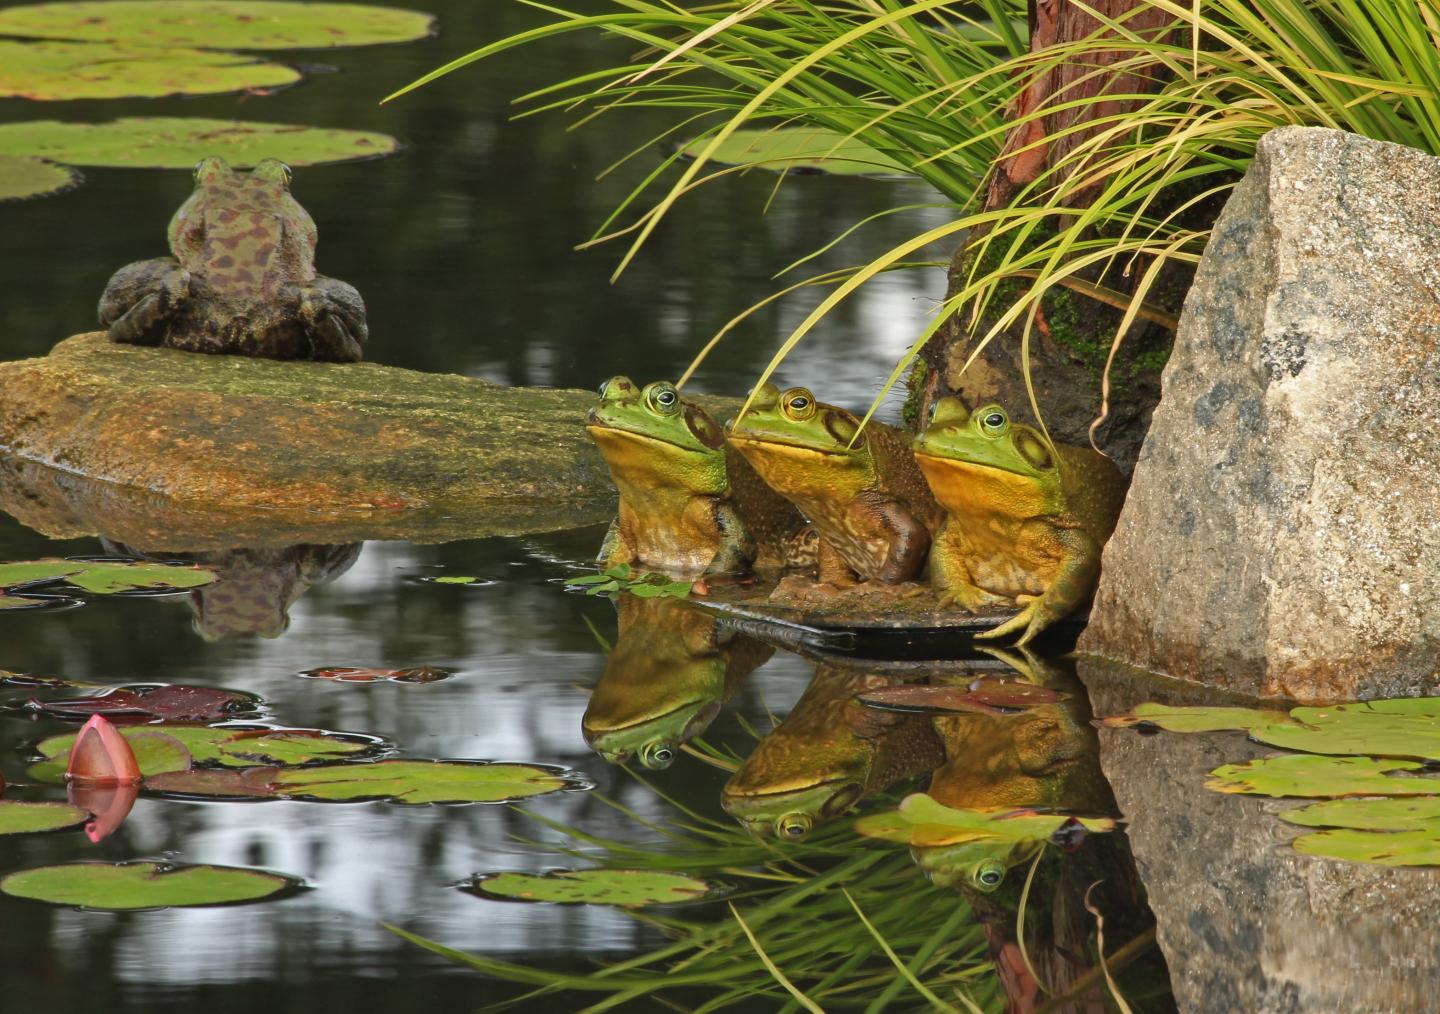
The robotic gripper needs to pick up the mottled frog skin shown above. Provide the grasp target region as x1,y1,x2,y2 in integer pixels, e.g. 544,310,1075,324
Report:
721,663,943,840
99,156,367,362
587,377,808,577
913,399,1127,644
581,595,771,769
725,384,941,585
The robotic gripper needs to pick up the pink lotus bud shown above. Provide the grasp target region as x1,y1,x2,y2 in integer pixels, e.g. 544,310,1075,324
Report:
69,781,139,843
66,715,142,785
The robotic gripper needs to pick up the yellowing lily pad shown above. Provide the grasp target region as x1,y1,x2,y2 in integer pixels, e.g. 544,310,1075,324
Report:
1281,793,1440,866
470,869,715,907
853,793,1115,847
0,800,88,835
1099,702,1296,735
271,760,588,804
1,861,296,909
0,39,299,100
0,153,77,201
0,558,215,595
1291,828,1440,867
1205,754,1440,798
0,2,437,50
681,127,911,176
0,118,398,169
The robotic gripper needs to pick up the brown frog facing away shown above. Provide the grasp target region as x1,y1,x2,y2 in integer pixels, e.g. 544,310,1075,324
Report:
725,383,941,587
98,156,367,362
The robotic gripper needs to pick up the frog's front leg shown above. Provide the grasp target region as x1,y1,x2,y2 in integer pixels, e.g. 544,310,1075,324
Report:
703,499,758,577
930,521,1008,611
98,257,191,346
299,276,367,362
855,492,930,584
975,525,1100,646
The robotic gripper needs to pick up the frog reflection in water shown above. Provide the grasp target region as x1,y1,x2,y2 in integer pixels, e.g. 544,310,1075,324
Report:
99,156,368,362
722,664,943,840
103,540,361,640
912,399,1127,644
587,377,810,577
725,384,941,589
582,596,772,769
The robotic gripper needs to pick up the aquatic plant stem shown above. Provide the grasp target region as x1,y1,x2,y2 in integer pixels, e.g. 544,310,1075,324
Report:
732,901,826,1012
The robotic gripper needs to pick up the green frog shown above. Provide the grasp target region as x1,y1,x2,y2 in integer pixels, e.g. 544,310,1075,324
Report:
587,377,808,577
722,664,943,840
582,596,771,768
912,399,1127,644
725,384,941,586
98,156,367,362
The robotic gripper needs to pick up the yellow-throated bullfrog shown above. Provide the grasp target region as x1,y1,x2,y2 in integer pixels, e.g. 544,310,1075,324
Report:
722,664,943,840
912,399,1127,644
725,384,941,585
582,596,771,768
99,156,367,362
587,377,808,577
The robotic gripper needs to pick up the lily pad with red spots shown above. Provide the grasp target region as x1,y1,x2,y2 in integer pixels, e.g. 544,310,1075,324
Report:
0,40,300,100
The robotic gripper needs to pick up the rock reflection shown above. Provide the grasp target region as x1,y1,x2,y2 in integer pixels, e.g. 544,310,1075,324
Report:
1081,656,1440,1013
582,596,771,769
104,540,362,639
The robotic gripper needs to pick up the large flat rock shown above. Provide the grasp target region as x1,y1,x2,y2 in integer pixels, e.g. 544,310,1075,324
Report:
1080,127,1440,701
0,334,619,545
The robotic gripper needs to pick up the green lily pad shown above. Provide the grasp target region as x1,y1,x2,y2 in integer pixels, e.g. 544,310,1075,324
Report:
1282,796,1440,831
470,869,715,907
1258,699,1440,761
1205,754,1440,798
0,40,299,100
272,759,586,804
0,118,398,169
1290,828,1440,867
0,153,77,201
30,724,379,781
1100,702,1295,735
0,800,88,835
1,861,296,909
0,2,436,50
853,793,1115,847
0,558,215,595
681,127,911,176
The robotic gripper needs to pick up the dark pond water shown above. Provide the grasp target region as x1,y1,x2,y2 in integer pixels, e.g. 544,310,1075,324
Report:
3,1,1437,1012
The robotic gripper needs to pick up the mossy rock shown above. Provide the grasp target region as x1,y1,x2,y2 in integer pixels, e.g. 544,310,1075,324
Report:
0,334,632,545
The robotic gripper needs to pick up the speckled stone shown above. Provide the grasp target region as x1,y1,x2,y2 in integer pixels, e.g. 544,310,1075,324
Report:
1080,127,1440,701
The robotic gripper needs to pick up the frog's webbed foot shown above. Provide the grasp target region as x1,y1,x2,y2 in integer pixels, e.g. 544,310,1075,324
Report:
299,277,367,362
99,258,190,346
974,599,1054,645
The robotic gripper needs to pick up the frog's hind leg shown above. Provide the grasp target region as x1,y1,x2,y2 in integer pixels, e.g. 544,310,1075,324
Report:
300,277,367,362
98,258,190,346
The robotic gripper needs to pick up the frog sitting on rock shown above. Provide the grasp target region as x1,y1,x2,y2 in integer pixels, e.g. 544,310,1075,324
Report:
98,156,367,362
912,398,1127,644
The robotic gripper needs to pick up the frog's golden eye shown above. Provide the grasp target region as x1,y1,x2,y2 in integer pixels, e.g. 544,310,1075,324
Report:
781,388,817,422
639,742,676,770
776,813,812,841
972,859,1006,892
977,406,1009,437
645,383,681,416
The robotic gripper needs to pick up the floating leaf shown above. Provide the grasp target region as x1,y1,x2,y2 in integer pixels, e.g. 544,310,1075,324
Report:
853,794,1115,847
272,759,586,804
28,684,260,720
0,591,77,611
858,680,1064,716
1,861,296,909
1100,702,1294,735
1282,796,1440,831
1291,828,1440,867
681,127,911,176
470,869,715,907
0,2,436,50
144,766,282,799
0,800,87,836
0,153,77,201
1205,754,1440,798
424,576,495,587
0,558,215,596
31,724,379,781
0,118,398,169
1257,699,1440,761
299,666,455,684
0,40,299,101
